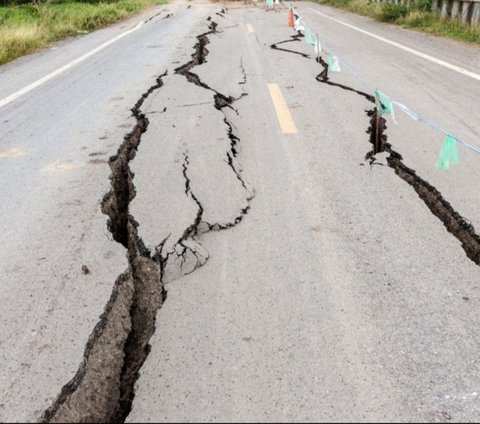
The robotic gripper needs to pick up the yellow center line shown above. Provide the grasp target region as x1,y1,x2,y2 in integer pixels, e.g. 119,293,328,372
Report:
267,84,298,135
0,147,24,158
246,23,255,33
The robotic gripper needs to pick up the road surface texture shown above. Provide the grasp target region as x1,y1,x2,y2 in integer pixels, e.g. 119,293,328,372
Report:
1,0,480,422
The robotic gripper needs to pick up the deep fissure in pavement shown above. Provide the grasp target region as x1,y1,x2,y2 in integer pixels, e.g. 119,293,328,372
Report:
43,17,255,423
270,34,310,58
41,72,168,423
40,13,255,423
271,34,480,266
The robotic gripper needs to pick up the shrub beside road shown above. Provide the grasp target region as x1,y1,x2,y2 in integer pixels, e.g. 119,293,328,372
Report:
0,0,166,65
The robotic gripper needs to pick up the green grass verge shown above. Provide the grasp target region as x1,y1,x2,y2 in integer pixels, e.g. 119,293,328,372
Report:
0,0,166,65
313,0,480,44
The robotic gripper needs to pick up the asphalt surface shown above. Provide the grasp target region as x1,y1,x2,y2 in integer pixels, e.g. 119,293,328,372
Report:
1,0,480,422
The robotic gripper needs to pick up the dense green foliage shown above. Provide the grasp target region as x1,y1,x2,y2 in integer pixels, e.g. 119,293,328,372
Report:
0,0,165,64
1,1,135,5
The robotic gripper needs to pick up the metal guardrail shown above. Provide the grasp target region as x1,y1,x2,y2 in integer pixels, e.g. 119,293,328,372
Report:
434,0,480,25
372,0,480,25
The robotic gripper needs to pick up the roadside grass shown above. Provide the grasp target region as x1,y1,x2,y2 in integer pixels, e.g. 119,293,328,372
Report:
313,0,480,44
0,0,166,65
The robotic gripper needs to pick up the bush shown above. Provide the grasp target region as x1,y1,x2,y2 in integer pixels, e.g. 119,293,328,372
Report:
410,0,431,12
0,0,163,64
349,0,381,16
0,0,129,5
1,0,46,5
379,3,408,22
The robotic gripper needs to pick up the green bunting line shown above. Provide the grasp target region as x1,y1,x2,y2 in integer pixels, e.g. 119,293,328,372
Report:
285,4,478,169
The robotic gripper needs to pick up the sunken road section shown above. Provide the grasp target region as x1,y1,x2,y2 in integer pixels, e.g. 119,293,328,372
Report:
40,71,168,424
41,14,254,423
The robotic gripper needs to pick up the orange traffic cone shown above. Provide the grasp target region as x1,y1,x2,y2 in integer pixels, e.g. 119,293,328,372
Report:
288,8,294,28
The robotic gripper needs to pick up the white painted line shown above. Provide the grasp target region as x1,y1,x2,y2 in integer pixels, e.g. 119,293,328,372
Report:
309,8,480,82
0,20,145,109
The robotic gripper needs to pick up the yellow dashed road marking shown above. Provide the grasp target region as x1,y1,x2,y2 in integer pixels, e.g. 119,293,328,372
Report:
0,147,24,158
246,23,255,33
267,84,298,134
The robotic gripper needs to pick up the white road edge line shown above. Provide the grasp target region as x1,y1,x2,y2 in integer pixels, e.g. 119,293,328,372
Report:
309,8,480,83
0,20,145,109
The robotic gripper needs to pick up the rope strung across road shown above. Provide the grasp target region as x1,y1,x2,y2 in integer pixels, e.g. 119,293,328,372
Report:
265,0,480,170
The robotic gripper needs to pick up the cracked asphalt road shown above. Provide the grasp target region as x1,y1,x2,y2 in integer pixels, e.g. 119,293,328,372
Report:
1,0,480,422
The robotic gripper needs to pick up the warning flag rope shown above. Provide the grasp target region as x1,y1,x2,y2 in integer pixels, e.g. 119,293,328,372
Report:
264,0,480,169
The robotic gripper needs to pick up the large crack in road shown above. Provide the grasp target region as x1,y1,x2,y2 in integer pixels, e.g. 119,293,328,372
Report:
41,15,253,423
41,71,168,423
271,33,310,58
271,32,480,267
12,7,478,423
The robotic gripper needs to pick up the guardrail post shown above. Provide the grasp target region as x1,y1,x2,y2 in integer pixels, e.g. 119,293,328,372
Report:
451,0,461,18
441,0,449,17
472,2,480,25
460,1,472,23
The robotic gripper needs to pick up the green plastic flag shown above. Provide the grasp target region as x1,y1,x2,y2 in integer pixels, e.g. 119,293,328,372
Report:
304,25,316,46
374,89,397,124
326,52,333,68
374,89,392,115
435,135,459,170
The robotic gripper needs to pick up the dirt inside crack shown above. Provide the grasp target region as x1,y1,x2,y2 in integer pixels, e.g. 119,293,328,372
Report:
41,72,167,423
387,154,480,265
40,271,133,423
271,34,480,266
42,16,255,423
